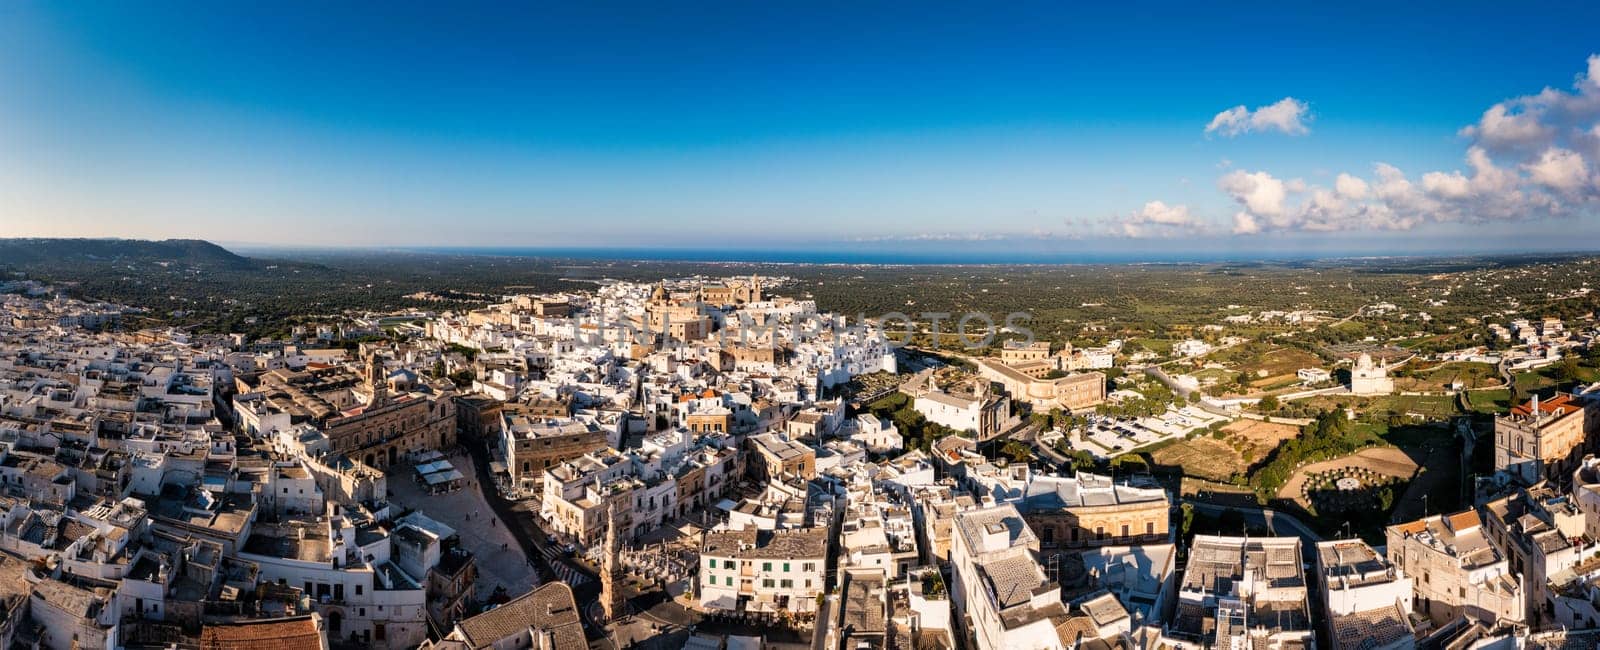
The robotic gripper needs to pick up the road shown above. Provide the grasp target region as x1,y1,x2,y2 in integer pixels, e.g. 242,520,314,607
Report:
812,501,845,650
1183,499,1324,545
462,441,606,637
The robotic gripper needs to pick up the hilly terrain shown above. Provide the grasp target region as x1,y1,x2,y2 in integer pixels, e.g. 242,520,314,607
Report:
0,238,257,270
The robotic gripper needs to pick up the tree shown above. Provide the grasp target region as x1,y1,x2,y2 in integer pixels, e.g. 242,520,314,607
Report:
1378,487,1395,511
1179,503,1195,536
1110,454,1148,475
1554,357,1580,383
1001,441,1033,464
1258,394,1281,412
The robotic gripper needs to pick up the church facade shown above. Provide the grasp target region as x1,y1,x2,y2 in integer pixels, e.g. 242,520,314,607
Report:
323,354,458,470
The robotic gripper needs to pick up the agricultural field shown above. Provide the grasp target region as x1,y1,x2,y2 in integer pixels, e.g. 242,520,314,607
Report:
1149,437,1247,482
1221,419,1302,462
1132,337,1174,355
1298,393,1462,420
1392,361,1501,392
1379,394,1462,419
1464,389,1513,414
1238,348,1325,387
1147,417,1302,483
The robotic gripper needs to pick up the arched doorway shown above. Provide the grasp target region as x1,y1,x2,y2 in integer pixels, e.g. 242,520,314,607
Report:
387,447,397,468
364,454,375,468
327,610,342,635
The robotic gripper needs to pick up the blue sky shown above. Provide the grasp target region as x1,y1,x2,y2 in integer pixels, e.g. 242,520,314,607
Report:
4,2,1600,257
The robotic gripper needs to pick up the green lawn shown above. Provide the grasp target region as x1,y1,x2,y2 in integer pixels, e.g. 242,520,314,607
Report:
1133,338,1174,354
1466,389,1512,414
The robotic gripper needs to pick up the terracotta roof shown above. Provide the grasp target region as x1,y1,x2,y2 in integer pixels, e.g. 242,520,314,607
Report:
454,582,583,650
1511,393,1580,417
1446,509,1481,533
200,615,324,650
1391,519,1427,536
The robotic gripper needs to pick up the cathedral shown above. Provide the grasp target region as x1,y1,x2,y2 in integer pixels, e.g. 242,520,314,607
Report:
697,275,763,306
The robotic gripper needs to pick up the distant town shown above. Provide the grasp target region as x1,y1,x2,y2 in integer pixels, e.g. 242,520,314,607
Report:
2,247,1600,650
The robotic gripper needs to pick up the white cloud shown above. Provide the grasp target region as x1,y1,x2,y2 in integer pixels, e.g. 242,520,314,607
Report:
1231,211,1261,235
1198,56,1600,235
1421,170,1471,199
1524,147,1591,193
1205,97,1311,137
1334,173,1369,199
1459,103,1551,151
1204,107,1250,137
1135,200,1193,225
1218,170,1288,219
1114,201,1202,238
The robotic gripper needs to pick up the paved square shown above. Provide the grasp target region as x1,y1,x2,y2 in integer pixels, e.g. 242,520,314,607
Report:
385,451,539,602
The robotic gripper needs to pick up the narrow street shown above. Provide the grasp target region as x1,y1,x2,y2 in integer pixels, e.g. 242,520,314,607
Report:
462,441,605,636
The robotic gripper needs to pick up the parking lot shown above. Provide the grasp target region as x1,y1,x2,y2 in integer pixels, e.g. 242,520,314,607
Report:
1072,406,1228,457
386,451,540,601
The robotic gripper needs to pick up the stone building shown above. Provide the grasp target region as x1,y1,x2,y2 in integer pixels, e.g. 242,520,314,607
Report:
1172,535,1313,649
747,432,816,483
908,375,1011,440
321,355,456,470
1495,393,1598,487
1018,473,1170,549
699,275,763,306
973,358,1104,413
949,504,1072,650
698,526,827,614
1385,509,1524,627
1314,540,1414,650
498,407,605,491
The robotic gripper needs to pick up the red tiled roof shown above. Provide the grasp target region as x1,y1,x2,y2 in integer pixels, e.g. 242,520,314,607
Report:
201,615,324,650
1512,393,1579,417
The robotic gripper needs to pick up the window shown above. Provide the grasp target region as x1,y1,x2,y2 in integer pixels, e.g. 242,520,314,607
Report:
723,560,734,570
781,579,792,588
805,579,812,588
1121,524,1129,538
355,585,363,596
708,559,716,569
763,579,774,588
783,563,790,572
725,576,733,586
803,562,816,572
1146,522,1155,535
762,562,772,572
